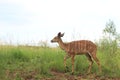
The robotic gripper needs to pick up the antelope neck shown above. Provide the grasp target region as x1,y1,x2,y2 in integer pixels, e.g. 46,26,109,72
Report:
58,38,66,50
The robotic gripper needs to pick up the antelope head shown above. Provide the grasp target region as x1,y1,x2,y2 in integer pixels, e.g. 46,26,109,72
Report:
51,32,64,43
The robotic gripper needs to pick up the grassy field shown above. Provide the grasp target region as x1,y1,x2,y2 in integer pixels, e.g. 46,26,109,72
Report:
0,45,120,80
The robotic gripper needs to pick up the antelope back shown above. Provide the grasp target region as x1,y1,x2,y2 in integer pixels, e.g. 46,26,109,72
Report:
66,40,96,54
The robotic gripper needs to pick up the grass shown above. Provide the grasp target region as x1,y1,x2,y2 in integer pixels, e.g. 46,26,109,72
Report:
0,45,120,80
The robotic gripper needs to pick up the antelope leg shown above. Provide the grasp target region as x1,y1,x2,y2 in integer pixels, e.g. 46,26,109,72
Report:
64,54,70,72
71,55,75,74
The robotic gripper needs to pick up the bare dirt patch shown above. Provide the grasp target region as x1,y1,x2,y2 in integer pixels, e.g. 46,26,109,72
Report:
6,69,120,80
41,70,120,80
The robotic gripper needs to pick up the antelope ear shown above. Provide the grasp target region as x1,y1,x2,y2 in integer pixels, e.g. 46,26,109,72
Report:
58,32,61,37
60,33,64,37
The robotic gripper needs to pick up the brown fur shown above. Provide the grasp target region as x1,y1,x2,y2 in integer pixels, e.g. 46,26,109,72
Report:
51,32,101,74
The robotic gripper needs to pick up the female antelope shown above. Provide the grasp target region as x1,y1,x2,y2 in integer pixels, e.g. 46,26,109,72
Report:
51,32,101,74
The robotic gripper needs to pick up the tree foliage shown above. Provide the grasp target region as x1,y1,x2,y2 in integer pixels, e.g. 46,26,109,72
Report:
103,20,116,37
103,20,120,42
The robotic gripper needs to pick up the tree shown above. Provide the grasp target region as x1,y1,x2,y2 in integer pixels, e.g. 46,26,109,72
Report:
103,20,116,40
97,20,120,74
103,20,120,41
101,20,120,55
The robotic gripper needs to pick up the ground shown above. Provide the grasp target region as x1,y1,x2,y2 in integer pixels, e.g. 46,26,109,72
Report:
6,69,120,80
40,71,120,80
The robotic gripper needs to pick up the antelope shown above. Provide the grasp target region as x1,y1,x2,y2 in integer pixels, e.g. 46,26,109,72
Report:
51,32,101,74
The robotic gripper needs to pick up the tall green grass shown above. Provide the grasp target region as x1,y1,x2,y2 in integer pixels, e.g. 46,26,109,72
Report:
97,37,120,77
0,45,65,79
0,45,120,80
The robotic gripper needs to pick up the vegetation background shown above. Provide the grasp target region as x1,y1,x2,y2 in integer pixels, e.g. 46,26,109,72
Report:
0,20,120,80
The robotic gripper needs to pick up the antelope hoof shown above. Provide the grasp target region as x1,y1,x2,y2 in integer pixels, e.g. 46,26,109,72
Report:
65,66,69,72
87,71,90,73
86,71,91,75
86,72,90,75
71,72,74,75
